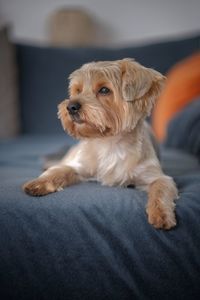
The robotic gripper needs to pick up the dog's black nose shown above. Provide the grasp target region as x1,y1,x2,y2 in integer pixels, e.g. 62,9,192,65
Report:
67,102,81,115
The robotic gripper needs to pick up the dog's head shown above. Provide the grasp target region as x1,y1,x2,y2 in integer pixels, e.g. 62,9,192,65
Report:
58,58,165,138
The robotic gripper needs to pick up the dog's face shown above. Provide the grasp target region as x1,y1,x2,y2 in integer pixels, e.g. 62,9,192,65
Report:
58,58,165,138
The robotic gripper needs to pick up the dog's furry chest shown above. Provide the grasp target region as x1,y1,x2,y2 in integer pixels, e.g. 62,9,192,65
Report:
62,133,144,186
95,142,136,186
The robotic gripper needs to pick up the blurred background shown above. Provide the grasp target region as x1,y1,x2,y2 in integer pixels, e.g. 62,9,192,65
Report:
0,0,200,46
0,0,200,139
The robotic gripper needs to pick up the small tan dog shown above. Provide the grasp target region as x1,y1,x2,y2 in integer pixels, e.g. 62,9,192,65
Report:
23,58,178,229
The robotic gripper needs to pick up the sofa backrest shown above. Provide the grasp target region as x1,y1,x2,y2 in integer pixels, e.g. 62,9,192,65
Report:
16,34,200,134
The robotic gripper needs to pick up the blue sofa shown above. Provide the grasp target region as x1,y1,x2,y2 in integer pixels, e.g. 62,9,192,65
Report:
0,34,200,300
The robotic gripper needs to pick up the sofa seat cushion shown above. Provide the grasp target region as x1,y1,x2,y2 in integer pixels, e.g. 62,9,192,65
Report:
0,134,200,299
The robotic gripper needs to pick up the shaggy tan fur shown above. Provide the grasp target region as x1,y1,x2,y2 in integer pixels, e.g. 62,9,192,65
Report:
23,58,178,230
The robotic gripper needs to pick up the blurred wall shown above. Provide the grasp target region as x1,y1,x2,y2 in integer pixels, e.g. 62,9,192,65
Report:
0,0,199,46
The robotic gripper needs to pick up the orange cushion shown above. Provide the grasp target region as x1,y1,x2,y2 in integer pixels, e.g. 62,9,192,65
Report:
152,52,200,141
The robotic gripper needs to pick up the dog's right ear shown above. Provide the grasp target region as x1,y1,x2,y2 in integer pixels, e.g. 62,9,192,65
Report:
120,58,165,115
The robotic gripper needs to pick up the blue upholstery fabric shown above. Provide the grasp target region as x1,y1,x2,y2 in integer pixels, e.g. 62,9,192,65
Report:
0,135,200,300
16,34,200,134
165,98,200,160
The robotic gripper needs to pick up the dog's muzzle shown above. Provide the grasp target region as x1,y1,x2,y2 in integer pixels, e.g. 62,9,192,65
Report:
67,101,81,115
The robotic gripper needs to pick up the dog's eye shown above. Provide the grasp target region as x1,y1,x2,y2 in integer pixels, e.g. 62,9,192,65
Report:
98,87,111,95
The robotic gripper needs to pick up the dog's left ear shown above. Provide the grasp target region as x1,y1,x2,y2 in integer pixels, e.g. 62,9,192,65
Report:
120,58,166,115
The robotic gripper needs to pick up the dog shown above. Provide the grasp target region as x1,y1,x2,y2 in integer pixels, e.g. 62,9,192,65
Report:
23,58,178,230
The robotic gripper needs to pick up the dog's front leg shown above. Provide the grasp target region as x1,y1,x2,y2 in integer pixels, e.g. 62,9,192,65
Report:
134,164,178,230
23,166,80,196
146,175,178,230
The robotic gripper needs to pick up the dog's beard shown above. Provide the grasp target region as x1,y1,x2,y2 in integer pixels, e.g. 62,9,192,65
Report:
58,101,113,138
71,113,83,124
58,100,140,139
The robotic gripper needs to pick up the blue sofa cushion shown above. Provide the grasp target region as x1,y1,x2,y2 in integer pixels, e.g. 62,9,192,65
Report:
16,34,200,134
0,135,200,299
165,98,200,160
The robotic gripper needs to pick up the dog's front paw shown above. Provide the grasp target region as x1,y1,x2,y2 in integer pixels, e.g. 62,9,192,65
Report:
146,205,176,230
23,178,57,196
